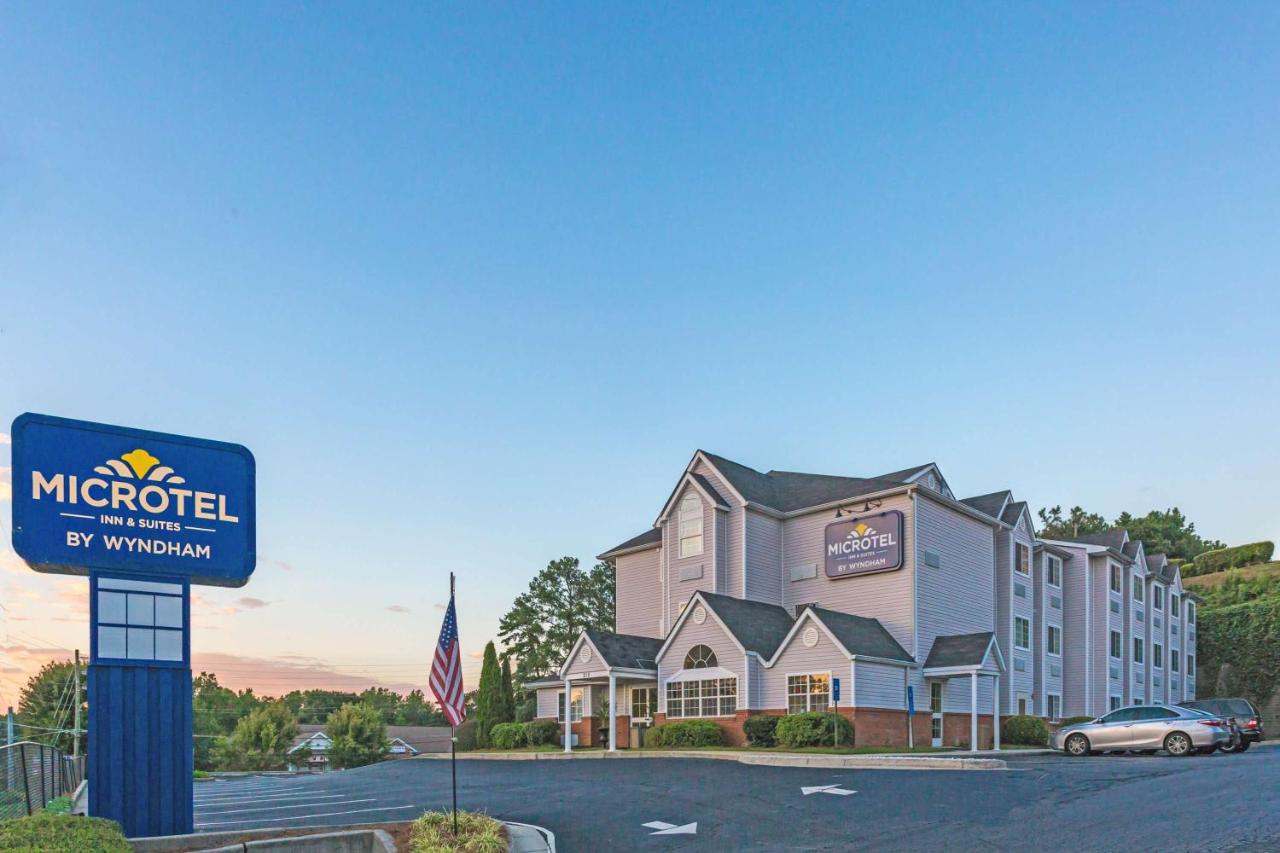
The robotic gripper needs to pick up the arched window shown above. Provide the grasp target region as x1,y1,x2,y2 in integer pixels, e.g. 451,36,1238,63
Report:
678,493,703,557
684,644,717,669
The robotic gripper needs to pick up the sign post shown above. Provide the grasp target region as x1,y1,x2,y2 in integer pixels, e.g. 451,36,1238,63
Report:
832,677,841,747
10,413,255,837
907,685,915,749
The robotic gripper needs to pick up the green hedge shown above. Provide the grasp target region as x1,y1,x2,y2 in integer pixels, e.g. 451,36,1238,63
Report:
774,712,853,748
526,719,560,746
454,720,478,752
489,722,526,750
0,813,130,852
1186,542,1275,577
645,720,724,748
1002,715,1049,746
743,714,779,747
1198,597,1280,710
1059,716,1094,726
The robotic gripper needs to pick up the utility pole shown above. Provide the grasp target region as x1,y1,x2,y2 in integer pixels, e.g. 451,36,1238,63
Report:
5,706,13,790
73,650,81,759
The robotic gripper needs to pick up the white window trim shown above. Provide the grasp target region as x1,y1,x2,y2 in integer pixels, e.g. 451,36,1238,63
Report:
557,689,584,723
1046,556,1062,589
1014,616,1031,651
1014,543,1030,576
664,676,738,719
678,493,704,558
1110,631,1122,660
1047,693,1063,721
1046,625,1062,657
785,671,833,714
1132,575,1145,603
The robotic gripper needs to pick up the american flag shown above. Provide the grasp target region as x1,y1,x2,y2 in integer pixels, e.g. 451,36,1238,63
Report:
430,592,466,726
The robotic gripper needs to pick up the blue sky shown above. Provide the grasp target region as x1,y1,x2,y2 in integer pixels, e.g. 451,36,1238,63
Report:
1,3,1278,703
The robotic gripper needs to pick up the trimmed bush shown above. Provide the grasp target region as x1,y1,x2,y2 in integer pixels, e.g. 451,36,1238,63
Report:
454,719,478,751
774,712,854,748
743,714,780,747
489,722,526,750
526,718,560,746
0,813,130,852
1002,715,1049,746
410,809,505,853
645,720,724,748
1188,542,1275,577
1060,716,1094,726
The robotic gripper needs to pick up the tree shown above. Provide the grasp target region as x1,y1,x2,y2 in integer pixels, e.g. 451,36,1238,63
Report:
474,641,502,748
193,672,242,770
215,702,299,771
281,689,360,724
358,686,402,724
325,703,388,769
1037,505,1109,539
1113,508,1225,561
498,556,616,687
397,689,445,726
499,656,516,725
15,660,83,754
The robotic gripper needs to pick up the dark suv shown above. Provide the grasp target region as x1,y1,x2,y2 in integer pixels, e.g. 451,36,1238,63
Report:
1181,698,1266,752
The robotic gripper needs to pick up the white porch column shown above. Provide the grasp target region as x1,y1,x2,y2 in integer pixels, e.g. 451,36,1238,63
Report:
992,674,1000,751
970,672,979,751
563,678,572,753
608,674,618,752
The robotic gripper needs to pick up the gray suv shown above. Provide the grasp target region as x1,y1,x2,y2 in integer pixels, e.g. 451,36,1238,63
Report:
1052,703,1233,756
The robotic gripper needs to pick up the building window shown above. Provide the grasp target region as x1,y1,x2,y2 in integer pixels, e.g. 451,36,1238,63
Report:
1187,655,1195,677
1014,617,1030,650
678,493,703,558
631,687,657,720
1133,580,1144,603
930,681,943,714
1153,644,1163,669
95,577,185,663
557,690,583,723
1110,631,1122,659
1110,695,1122,711
1015,543,1030,575
1171,650,1180,673
1047,625,1062,656
1133,638,1144,665
666,678,736,718
787,674,831,714
1171,595,1180,617
1188,602,1195,624
1110,565,1121,593
1017,696,1028,715
683,644,717,670
1047,557,1062,588
1153,586,1164,611
1047,694,1062,720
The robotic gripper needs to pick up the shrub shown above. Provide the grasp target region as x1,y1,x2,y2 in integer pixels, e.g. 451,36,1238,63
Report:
410,809,505,853
1002,715,1049,746
1190,542,1275,577
0,812,130,852
454,720,478,751
645,720,724,748
774,712,854,748
742,714,779,747
489,722,526,750
526,719,560,746
1060,716,1094,726
325,702,389,769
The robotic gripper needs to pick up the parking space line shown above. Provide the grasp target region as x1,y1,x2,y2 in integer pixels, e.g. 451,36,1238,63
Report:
196,793,351,809
195,804,419,828
198,798,377,816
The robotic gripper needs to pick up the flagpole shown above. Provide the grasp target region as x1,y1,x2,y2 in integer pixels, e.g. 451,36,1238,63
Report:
450,572,458,838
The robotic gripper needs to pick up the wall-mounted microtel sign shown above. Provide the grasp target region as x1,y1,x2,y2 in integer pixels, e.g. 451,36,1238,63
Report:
824,510,904,579
10,413,256,587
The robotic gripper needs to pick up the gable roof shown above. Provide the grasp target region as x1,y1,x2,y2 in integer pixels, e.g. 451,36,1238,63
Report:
583,629,662,671
961,491,1012,518
692,591,797,658
923,632,998,669
699,450,932,514
1001,500,1030,529
809,607,913,663
1063,529,1129,550
598,527,662,560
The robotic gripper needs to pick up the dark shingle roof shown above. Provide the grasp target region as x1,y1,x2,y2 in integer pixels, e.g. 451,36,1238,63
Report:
961,491,1012,518
1001,500,1028,527
584,629,662,671
923,632,995,669
1063,529,1129,550
1159,561,1180,583
811,607,913,663
1146,554,1167,578
690,472,729,507
699,451,930,514
1123,540,1141,560
697,591,796,658
598,527,662,559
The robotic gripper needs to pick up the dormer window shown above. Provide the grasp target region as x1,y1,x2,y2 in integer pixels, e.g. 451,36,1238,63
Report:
678,493,704,557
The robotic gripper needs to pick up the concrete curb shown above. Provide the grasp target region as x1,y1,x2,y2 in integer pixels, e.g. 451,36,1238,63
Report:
416,749,1006,770
505,821,557,853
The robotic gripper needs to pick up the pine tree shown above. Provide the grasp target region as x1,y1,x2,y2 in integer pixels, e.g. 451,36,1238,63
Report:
475,641,502,747
499,656,516,724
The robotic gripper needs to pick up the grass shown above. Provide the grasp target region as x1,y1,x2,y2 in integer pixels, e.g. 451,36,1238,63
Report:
193,769,212,779
471,744,560,753
644,744,947,755
0,812,130,852
1183,561,1280,589
410,810,505,853
43,795,73,815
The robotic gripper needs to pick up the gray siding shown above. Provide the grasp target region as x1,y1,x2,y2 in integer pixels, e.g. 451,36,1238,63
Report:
664,482,717,631
1005,516,1037,713
656,605,742,716
693,458,743,598
615,547,663,639
1060,546,1090,717
743,509,783,605
536,687,560,719
915,493,996,665
855,661,906,710
762,615,848,709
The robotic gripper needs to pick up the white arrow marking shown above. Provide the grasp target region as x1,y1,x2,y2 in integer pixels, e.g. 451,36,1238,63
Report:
802,785,856,796
643,822,675,830
650,823,698,836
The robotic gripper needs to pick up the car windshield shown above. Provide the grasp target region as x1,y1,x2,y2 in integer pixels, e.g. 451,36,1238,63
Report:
1226,700,1254,716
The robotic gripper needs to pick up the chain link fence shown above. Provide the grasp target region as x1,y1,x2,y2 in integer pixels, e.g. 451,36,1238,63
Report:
0,742,85,819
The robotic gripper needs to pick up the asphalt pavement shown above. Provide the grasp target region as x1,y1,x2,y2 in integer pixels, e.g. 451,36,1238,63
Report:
194,746,1280,851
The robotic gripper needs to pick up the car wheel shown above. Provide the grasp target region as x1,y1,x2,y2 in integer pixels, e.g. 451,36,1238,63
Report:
1237,740,1252,753
1064,733,1091,757
1164,732,1192,757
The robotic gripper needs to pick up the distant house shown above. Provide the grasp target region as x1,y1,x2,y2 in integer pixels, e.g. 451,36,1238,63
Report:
286,723,450,771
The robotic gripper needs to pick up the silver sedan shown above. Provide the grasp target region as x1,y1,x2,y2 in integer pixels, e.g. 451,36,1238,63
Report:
1053,703,1233,757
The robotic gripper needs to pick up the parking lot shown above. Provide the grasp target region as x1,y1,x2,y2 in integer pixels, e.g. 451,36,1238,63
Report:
195,746,1280,851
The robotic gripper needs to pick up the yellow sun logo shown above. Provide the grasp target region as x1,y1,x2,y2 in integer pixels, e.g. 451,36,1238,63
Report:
94,449,186,484
849,522,877,538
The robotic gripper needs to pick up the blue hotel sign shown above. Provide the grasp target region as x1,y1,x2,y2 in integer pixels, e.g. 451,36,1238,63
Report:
10,413,256,587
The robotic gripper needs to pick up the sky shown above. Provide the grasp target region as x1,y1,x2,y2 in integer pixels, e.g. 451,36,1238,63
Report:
1,2,1278,709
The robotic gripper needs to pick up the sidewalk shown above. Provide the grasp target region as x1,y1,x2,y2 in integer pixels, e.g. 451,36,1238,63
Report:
418,749,1005,770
